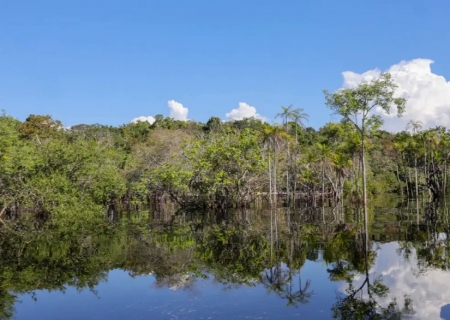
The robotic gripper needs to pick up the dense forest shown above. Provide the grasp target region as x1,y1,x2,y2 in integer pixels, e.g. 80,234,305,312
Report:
1,74,449,222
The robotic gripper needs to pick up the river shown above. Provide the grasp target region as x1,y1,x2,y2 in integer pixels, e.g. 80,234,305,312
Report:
2,196,450,319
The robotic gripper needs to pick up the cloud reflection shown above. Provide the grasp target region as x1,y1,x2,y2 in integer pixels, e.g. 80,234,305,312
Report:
341,242,450,319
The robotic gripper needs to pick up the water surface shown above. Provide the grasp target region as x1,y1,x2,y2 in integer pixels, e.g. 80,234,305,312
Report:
3,199,450,319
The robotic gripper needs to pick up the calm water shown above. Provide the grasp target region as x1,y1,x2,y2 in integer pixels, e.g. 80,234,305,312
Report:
3,198,450,319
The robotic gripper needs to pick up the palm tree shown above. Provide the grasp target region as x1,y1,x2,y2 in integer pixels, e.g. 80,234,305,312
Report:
291,276,314,305
262,124,287,243
290,109,309,204
262,124,287,204
276,106,309,206
290,108,309,143
276,105,293,133
275,105,309,140
262,265,290,297
276,106,294,206
330,152,352,203
406,120,423,135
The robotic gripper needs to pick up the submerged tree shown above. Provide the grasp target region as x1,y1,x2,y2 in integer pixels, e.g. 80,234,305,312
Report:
324,73,406,243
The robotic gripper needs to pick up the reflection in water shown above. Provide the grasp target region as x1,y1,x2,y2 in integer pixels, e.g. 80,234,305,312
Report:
1,199,450,319
348,242,446,319
331,222,414,319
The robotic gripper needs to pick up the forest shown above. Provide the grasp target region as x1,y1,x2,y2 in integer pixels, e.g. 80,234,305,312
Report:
0,73,449,223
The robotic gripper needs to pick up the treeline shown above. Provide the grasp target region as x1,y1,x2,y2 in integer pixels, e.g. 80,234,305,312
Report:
0,73,448,221
1,107,449,220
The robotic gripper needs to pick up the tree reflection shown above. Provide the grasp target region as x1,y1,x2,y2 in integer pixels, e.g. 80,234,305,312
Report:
2,202,450,318
330,209,414,319
283,276,314,306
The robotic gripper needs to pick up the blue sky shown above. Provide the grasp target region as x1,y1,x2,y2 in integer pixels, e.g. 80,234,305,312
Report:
1,0,449,129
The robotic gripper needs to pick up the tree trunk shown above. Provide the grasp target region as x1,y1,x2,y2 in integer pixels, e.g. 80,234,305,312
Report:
322,162,325,205
396,163,403,197
415,156,419,199
286,143,290,207
294,123,298,207
361,128,368,252
274,146,277,206
408,169,412,198
444,160,447,196
424,141,427,179
269,151,273,206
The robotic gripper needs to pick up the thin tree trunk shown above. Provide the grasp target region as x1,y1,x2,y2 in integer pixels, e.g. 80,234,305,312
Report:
396,163,403,197
274,145,279,239
402,153,409,198
424,140,427,179
269,151,273,205
286,143,290,206
322,162,325,205
361,129,369,252
274,147,277,206
408,169,413,198
294,123,298,208
444,160,448,196
416,197,420,226
415,156,419,199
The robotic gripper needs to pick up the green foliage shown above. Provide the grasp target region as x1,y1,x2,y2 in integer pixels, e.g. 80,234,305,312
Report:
18,114,63,141
4,88,450,222
145,128,266,205
324,73,406,134
0,114,128,223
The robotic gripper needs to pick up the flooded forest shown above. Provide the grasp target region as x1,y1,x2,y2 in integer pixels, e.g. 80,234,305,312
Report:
2,75,450,319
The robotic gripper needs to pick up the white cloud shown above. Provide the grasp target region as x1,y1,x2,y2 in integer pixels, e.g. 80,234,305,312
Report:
341,242,450,319
130,116,156,125
341,59,450,132
225,102,266,121
168,100,188,121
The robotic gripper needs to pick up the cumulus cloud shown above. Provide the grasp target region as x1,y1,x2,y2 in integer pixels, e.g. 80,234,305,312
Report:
341,59,450,132
341,242,450,319
168,100,188,121
225,102,266,121
130,116,156,125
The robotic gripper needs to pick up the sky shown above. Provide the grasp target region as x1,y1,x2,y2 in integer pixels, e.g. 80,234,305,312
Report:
1,0,450,131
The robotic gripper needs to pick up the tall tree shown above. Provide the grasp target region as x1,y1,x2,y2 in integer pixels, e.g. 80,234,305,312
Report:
406,120,423,200
290,108,309,143
262,125,287,204
276,106,294,205
324,73,406,241
276,106,309,205
291,108,309,202
276,105,293,133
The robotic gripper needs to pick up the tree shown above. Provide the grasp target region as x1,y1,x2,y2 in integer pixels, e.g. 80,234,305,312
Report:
262,124,287,205
290,109,309,203
406,120,423,200
406,120,422,135
290,108,309,143
275,106,308,205
324,73,406,245
204,116,222,132
19,114,63,141
276,105,294,133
